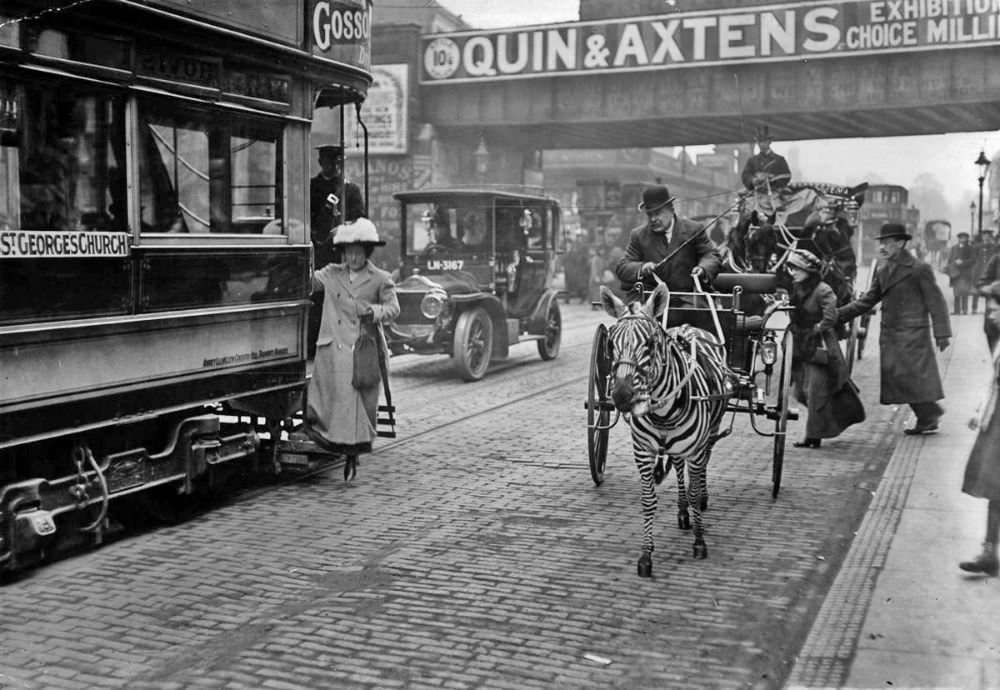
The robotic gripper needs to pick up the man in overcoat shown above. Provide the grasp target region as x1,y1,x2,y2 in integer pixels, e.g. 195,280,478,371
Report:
615,184,721,329
946,231,976,314
838,223,952,435
740,126,792,192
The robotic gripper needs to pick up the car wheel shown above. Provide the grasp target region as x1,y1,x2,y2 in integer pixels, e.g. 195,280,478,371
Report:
453,307,493,381
537,300,561,360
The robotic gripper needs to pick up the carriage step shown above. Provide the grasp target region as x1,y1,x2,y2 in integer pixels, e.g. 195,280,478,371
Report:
763,406,800,422
584,401,617,412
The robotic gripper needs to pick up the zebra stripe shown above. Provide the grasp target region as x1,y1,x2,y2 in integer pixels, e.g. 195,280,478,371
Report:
601,285,730,574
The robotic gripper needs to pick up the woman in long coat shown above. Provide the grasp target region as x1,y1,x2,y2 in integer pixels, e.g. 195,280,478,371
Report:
838,223,951,435
786,249,857,448
305,218,399,479
959,280,1000,576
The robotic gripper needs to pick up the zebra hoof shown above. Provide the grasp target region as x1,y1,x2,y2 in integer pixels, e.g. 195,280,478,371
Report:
637,551,653,578
653,458,666,485
677,512,691,531
692,541,708,560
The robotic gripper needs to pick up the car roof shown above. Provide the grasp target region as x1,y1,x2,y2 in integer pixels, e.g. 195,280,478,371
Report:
394,187,558,204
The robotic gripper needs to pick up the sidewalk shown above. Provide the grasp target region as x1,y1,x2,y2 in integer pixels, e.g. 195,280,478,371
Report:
787,307,1000,689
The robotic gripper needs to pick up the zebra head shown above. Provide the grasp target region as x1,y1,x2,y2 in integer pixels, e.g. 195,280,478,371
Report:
600,284,669,417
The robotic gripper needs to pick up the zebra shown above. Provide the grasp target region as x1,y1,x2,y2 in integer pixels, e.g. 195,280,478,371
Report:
600,283,730,577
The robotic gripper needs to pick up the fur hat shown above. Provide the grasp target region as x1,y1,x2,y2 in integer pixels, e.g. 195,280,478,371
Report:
332,218,385,246
786,248,822,273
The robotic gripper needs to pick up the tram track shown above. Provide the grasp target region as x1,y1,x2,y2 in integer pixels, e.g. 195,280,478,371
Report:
231,305,605,498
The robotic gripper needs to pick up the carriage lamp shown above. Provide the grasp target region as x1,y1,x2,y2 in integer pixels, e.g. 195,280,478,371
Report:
420,288,449,319
759,336,778,367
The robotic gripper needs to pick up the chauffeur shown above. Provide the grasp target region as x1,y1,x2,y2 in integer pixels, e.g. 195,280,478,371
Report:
615,184,721,329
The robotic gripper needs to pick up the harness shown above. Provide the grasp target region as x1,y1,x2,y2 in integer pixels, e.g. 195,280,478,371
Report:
611,312,702,413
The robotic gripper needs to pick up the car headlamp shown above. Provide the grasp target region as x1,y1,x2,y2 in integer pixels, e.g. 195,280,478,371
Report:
420,288,448,319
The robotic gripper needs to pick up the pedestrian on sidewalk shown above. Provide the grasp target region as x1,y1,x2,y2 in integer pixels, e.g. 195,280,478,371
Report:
946,231,975,315
786,249,865,448
959,279,1000,577
838,223,951,435
975,232,1000,351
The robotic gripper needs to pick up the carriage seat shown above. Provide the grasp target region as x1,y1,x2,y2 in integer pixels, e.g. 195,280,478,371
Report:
712,272,777,295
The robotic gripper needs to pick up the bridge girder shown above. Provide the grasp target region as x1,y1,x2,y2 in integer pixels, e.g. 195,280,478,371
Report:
421,47,1000,149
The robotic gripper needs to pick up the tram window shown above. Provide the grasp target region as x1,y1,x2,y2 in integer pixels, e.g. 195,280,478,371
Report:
138,101,281,234
12,85,126,232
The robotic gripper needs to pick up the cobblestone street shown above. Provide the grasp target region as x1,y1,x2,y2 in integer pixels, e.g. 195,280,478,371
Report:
0,303,904,689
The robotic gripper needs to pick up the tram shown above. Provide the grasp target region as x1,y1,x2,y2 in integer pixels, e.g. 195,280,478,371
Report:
0,0,373,572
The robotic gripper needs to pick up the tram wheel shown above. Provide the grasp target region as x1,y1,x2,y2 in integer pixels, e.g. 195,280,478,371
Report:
772,329,794,499
588,324,612,486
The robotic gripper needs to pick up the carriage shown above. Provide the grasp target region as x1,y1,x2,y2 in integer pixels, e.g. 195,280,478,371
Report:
726,180,869,371
586,272,796,500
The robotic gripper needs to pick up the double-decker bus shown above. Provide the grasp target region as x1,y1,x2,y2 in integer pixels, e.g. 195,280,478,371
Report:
0,0,373,571
856,183,921,263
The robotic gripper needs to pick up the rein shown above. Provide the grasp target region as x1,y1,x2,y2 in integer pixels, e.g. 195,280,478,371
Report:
613,313,701,412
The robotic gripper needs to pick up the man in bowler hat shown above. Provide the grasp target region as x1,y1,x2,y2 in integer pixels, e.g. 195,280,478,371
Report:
838,223,951,435
615,184,721,329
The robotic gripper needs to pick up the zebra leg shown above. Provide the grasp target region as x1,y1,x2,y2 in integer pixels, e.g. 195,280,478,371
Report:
672,455,691,531
688,453,710,559
653,453,667,485
635,450,658,578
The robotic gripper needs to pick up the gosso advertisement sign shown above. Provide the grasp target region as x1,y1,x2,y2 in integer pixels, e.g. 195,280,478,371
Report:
420,0,1000,83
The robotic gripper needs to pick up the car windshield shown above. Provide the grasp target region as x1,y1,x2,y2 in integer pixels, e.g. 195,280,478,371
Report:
405,201,492,255
405,198,550,257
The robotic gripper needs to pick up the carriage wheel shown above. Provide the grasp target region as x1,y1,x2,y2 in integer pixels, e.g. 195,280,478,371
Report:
771,328,794,499
844,317,860,376
588,324,612,486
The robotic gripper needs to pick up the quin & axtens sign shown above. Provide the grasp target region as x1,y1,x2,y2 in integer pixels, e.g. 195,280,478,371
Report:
421,0,1000,83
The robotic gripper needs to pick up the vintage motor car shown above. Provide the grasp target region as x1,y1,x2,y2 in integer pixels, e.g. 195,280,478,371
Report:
388,188,563,381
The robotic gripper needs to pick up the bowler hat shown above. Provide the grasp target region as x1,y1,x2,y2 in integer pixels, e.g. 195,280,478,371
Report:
874,223,911,241
979,280,1000,301
637,185,676,213
332,218,385,246
957,231,971,239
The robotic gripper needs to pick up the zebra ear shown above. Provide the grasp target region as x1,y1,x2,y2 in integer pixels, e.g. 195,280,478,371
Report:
643,282,670,319
600,285,625,317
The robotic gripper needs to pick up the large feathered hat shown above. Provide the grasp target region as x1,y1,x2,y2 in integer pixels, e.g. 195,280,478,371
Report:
332,218,385,246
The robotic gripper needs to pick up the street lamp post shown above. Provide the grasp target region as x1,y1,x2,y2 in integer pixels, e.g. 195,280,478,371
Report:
971,201,977,234
975,149,991,238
